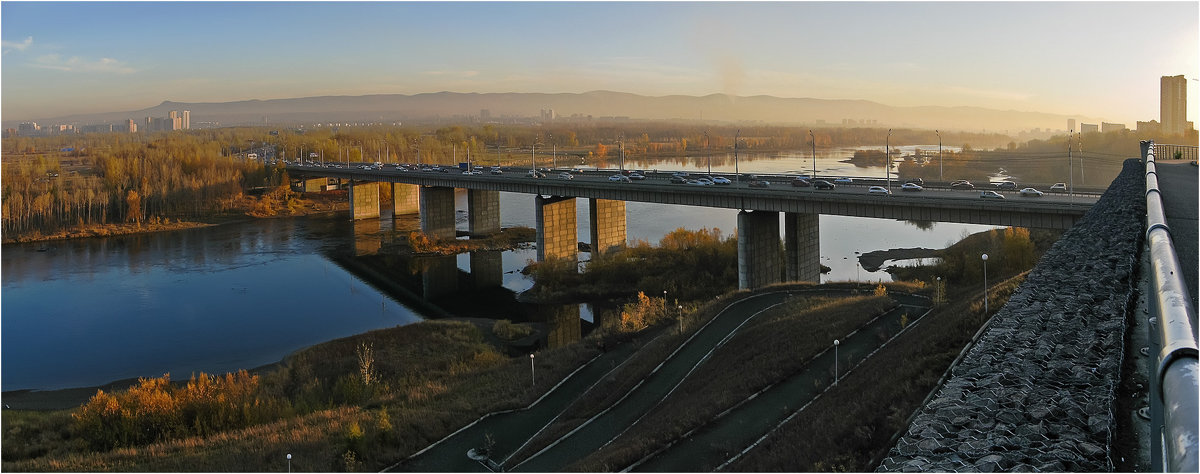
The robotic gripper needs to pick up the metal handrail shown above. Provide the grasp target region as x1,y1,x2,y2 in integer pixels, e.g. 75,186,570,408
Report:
1141,140,1199,472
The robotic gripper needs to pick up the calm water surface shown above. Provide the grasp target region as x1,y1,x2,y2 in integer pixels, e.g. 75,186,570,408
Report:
2,149,996,391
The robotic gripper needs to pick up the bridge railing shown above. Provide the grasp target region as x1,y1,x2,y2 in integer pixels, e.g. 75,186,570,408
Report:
1155,143,1199,162
1141,140,1199,472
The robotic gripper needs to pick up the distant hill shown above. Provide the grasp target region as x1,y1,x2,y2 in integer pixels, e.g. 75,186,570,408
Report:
14,91,1099,133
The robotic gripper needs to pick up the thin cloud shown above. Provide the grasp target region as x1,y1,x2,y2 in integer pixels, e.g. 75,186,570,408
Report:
32,54,136,74
422,70,480,78
2,36,34,54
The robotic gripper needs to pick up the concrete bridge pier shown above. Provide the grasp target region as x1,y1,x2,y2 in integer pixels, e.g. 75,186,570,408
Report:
420,186,457,240
468,189,501,237
784,212,821,283
737,210,783,290
302,178,327,192
393,183,420,215
349,181,381,220
535,195,578,262
470,250,504,288
589,198,627,256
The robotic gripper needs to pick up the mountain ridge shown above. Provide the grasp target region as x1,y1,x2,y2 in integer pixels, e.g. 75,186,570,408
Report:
10,91,1100,132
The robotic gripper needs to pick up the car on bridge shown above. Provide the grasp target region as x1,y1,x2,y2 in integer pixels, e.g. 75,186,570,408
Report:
868,186,891,195
1050,182,1067,192
629,172,647,180
951,180,975,190
905,178,924,186
527,170,546,178
712,176,731,185
813,179,835,190
1019,187,1044,197
490,167,503,175
980,190,1006,199
670,176,688,184
994,181,1018,190
749,179,770,188
834,177,854,184
791,178,812,187
609,174,631,183
901,182,923,192
557,172,574,180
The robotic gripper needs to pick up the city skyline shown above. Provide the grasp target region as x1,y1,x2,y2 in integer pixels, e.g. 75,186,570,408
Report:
2,1,1197,125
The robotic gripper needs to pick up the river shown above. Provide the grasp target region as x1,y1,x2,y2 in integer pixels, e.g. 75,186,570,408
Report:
1,148,995,392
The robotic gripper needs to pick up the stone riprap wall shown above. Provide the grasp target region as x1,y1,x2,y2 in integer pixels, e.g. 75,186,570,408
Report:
878,159,1145,472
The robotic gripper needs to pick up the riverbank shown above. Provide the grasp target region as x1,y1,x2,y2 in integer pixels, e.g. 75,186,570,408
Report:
1,189,349,245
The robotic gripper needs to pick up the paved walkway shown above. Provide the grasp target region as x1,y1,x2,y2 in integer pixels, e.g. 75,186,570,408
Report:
632,295,930,472
388,342,640,472
1156,162,1198,310
509,292,792,472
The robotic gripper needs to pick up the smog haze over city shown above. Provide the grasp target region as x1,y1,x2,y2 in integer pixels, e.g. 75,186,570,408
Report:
2,1,1198,127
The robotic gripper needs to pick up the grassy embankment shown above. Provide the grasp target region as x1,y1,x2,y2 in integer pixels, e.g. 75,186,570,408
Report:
1,320,618,471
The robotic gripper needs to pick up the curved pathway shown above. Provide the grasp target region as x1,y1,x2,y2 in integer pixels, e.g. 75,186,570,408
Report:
509,292,793,472
631,294,931,472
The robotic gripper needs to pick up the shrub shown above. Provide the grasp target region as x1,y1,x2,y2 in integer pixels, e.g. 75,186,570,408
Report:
492,319,534,340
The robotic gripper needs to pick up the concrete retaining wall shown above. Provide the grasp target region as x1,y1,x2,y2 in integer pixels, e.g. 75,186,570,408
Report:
878,159,1145,472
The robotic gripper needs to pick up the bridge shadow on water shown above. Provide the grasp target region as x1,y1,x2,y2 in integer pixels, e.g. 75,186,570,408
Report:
317,214,604,355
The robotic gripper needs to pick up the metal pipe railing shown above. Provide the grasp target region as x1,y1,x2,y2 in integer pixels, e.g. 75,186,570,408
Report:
1142,140,1199,472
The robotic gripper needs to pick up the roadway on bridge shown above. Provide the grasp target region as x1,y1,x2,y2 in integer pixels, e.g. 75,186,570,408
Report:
1156,162,1198,310
290,163,1100,206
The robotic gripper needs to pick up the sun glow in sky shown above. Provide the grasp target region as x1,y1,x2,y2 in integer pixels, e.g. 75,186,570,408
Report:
2,1,1197,125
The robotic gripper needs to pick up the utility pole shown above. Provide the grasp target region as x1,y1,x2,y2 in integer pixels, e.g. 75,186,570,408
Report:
886,129,892,191
809,130,816,179
734,129,740,183
1068,129,1074,199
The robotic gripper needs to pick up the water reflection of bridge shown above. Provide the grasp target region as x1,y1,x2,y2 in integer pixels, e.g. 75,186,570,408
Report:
332,219,588,351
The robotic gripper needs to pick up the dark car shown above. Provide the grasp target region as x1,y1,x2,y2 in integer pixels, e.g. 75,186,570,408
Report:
951,181,975,190
749,179,770,188
670,176,688,184
813,179,835,190
791,178,812,187
995,181,1018,190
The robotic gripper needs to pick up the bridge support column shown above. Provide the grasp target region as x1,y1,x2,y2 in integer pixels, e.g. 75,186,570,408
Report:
302,178,327,193
349,181,380,220
536,195,578,262
468,189,501,237
393,183,420,215
420,186,456,240
738,210,782,290
784,212,821,283
589,198,627,256
470,250,503,288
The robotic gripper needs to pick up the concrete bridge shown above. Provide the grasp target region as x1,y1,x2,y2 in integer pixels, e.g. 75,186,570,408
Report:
878,142,1198,472
290,164,1095,290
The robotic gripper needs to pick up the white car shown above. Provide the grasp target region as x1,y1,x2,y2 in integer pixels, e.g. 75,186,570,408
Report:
608,174,631,183
901,183,923,192
712,176,732,185
490,167,503,175
1050,182,1067,192
557,172,574,180
868,186,890,195
980,190,1006,199
628,173,647,180
1019,187,1044,197
834,177,854,184
686,179,708,186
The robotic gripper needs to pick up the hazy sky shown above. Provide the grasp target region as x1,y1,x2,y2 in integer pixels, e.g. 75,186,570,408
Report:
2,1,1197,125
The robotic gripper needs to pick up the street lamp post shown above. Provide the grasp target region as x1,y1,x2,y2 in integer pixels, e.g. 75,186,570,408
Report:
287,453,292,473
833,339,840,385
886,129,892,191
734,129,740,183
678,305,684,334
936,129,942,181
809,130,816,179
704,132,711,176
529,353,536,388
981,254,989,315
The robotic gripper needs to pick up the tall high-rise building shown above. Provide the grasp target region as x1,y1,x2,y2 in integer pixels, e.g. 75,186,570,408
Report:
182,110,190,130
1067,118,1076,132
1161,75,1187,135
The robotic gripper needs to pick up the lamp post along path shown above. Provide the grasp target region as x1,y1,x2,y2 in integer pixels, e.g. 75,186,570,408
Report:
833,339,840,385
981,254,989,316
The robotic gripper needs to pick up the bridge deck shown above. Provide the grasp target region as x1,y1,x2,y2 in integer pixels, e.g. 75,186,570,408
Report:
291,165,1095,230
